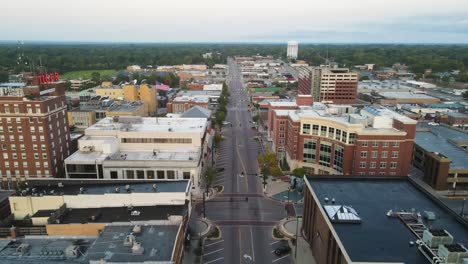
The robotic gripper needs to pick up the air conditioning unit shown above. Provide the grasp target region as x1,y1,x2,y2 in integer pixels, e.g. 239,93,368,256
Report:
437,244,468,264
422,229,454,248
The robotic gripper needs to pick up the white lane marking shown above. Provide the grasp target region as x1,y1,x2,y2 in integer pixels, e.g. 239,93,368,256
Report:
205,240,224,247
250,227,255,262
272,254,290,263
203,248,224,257
204,257,224,264
269,241,281,245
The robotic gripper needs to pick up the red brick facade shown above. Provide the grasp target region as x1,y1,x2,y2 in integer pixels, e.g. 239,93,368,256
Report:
0,95,70,188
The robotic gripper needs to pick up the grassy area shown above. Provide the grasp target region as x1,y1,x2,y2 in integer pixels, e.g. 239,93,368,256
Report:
273,227,285,239
61,69,117,80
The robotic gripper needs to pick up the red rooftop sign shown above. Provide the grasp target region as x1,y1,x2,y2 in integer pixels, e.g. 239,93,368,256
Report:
37,72,60,84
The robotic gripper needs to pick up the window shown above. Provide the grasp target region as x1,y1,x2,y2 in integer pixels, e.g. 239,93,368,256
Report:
341,131,347,143
302,124,310,135
380,162,386,168
328,127,335,139
359,162,366,168
319,142,332,167
23,161,28,167
120,138,192,144
42,154,47,159
335,129,341,141
147,171,155,179
333,145,344,172
126,170,135,179
167,171,175,179
303,139,317,163
349,133,356,144
382,142,389,147
0,136,4,142
0,127,3,132
136,170,145,179
2,153,8,159
44,162,49,168
12,153,17,159
8,127,13,132
21,154,26,159
390,162,397,169
40,136,44,141
17,127,22,132
24,170,29,176
183,172,191,179
11,144,16,150
320,126,327,136
36,170,41,176
34,153,39,159
360,151,367,158
312,125,319,135
110,171,118,179
393,141,400,147
30,127,36,132
370,161,377,168
392,151,398,158
4,162,9,168
372,141,378,147
35,161,40,167
41,144,46,150
157,170,165,179
4,106,9,113
381,151,388,158
32,136,37,141
371,151,378,158
19,136,23,141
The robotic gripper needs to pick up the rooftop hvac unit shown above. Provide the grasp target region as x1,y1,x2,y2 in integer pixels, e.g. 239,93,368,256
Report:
132,242,144,255
132,225,142,234
16,243,30,254
64,245,82,258
437,244,468,264
422,229,454,248
124,234,135,246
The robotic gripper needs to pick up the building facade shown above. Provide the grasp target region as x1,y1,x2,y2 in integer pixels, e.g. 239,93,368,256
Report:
269,104,417,176
95,84,157,116
298,66,358,104
0,95,70,188
64,116,211,189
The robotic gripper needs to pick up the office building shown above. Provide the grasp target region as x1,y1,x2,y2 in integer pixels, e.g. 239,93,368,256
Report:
287,40,299,59
298,66,358,104
64,116,211,188
0,92,70,188
303,177,468,264
268,104,417,176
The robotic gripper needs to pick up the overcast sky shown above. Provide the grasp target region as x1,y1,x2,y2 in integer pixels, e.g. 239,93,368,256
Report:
1,0,468,43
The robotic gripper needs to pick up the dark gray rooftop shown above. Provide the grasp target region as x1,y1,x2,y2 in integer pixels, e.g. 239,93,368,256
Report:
415,123,468,169
21,179,189,196
55,204,187,224
307,177,468,264
85,224,179,263
180,105,212,118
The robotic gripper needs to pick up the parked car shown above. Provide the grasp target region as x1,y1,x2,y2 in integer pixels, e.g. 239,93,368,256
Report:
274,245,291,256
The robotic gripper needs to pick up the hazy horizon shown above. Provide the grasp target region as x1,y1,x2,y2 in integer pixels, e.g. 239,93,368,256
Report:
1,0,468,43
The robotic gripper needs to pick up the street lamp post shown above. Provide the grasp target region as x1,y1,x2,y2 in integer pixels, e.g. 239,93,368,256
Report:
462,198,466,217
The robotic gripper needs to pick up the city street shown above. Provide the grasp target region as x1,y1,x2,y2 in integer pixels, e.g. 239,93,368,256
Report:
196,58,291,264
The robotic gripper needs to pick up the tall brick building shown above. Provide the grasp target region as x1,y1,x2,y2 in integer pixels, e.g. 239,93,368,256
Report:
297,65,358,104
0,83,70,189
268,103,417,176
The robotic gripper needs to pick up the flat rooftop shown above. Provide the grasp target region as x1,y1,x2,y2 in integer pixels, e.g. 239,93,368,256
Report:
380,91,439,100
415,123,468,169
86,116,207,133
0,237,95,264
308,177,468,264
53,204,187,224
85,224,179,263
22,179,190,196
108,150,200,162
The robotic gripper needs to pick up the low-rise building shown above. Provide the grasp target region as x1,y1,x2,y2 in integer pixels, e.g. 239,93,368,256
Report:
64,116,210,189
413,123,468,190
95,84,157,116
303,176,468,264
167,90,221,113
360,91,440,105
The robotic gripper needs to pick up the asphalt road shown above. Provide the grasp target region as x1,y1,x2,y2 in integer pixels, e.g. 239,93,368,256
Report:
201,58,291,264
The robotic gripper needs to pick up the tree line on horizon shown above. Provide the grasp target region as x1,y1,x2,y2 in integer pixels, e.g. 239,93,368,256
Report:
1,43,468,82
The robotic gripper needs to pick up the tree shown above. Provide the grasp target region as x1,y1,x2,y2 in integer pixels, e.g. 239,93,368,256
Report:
215,111,226,127
64,80,72,90
213,133,223,149
0,71,8,82
292,167,306,178
91,72,101,83
205,167,217,189
257,152,283,177
252,115,259,123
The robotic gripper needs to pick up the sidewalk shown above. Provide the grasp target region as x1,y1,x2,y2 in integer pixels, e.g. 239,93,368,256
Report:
278,217,317,264
182,218,212,264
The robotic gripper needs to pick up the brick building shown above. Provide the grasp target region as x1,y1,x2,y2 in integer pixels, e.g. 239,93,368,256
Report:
297,65,358,104
268,104,417,176
0,87,70,188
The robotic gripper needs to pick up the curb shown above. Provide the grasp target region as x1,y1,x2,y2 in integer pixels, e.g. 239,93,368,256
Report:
278,218,298,239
